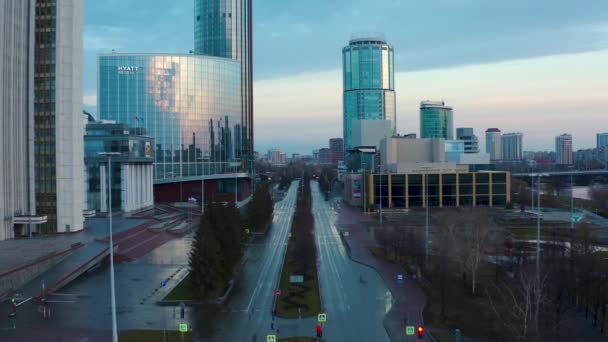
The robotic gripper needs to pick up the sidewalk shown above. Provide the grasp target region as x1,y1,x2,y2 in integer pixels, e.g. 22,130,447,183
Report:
336,202,430,341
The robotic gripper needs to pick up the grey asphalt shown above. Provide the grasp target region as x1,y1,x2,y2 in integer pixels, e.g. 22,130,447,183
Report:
201,180,299,341
311,182,392,342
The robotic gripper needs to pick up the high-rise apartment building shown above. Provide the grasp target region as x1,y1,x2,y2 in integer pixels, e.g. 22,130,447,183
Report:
329,138,344,164
420,101,454,140
501,133,523,161
597,133,608,149
555,134,573,165
342,36,396,153
33,0,85,234
485,128,502,161
1,0,37,240
456,127,479,153
194,0,253,161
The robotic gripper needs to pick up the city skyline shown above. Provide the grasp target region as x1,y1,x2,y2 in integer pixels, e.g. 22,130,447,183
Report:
83,1,608,154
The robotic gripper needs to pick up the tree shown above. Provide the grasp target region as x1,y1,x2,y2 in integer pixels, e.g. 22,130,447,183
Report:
189,213,224,299
445,208,497,295
589,184,608,208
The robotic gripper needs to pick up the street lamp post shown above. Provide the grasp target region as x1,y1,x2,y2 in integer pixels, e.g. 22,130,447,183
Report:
536,174,541,275
570,172,574,230
362,162,367,213
378,164,383,225
233,158,241,204
99,151,120,342
197,157,206,214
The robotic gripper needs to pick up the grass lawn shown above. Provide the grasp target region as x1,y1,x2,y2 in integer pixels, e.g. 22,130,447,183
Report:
560,196,608,218
279,338,317,342
120,330,195,342
164,274,194,301
276,239,321,318
276,244,321,318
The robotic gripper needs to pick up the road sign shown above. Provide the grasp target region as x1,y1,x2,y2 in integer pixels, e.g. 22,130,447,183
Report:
188,197,197,203
179,323,188,332
343,231,349,237
275,289,282,297
406,325,415,335
572,213,583,222
317,313,327,322
289,275,304,283
397,274,404,283
266,334,276,342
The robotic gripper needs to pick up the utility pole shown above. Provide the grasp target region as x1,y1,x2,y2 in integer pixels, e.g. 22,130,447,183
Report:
99,152,120,342
536,174,542,278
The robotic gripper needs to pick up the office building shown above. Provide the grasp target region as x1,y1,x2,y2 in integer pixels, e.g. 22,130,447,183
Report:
33,0,86,234
456,127,479,153
99,54,249,202
501,133,523,161
555,134,573,165
1,0,41,240
319,148,332,164
379,137,466,174
342,36,396,153
445,140,491,165
420,101,454,140
485,128,502,161
597,133,608,149
85,122,154,214
194,0,253,161
329,138,344,164
343,171,510,209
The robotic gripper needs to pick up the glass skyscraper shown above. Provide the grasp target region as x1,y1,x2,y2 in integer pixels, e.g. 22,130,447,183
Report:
420,101,454,140
194,0,253,162
98,54,242,182
342,36,396,152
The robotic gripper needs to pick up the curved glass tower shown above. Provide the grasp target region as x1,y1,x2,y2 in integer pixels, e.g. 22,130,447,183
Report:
98,54,242,181
342,36,396,153
194,0,252,161
420,100,454,140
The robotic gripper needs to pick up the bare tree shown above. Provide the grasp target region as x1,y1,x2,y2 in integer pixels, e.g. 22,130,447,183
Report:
488,267,549,341
445,208,496,295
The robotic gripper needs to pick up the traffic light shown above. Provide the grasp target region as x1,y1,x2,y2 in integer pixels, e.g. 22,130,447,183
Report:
316,324,322,338
417,326,424,338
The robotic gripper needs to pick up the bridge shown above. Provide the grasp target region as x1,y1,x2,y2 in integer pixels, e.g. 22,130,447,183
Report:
512,170,608,177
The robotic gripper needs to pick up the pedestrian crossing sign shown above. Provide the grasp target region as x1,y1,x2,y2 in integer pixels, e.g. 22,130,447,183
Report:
406,325,415,335
318,313,327,322
179,323,188,332
267,334,276,342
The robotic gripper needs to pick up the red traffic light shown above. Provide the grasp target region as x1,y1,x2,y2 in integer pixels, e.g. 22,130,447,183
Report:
417,326,424,337
316,324,322,337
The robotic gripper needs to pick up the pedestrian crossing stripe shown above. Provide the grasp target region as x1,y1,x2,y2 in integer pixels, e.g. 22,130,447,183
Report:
267,334,276,342
406,325,415,335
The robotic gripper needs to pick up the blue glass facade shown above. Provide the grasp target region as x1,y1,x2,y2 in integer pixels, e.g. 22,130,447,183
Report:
420,101,454,140
98,54,242,182
194,0,253,162
343,38,396,152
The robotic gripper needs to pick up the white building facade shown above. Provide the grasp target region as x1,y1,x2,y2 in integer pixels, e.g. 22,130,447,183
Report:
555,134,573,165
501,132,523,161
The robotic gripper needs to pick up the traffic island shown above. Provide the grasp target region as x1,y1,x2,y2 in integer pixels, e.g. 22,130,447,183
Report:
121,330,195,342
276,177,322,318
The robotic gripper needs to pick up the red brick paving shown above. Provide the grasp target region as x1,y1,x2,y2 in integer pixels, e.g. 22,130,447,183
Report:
336,202,431,341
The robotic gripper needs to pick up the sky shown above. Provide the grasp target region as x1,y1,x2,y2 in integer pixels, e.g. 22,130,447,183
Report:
83,0,608,155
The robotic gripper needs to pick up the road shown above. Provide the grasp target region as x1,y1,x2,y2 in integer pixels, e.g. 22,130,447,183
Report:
202,180,299,341
312,181,392,342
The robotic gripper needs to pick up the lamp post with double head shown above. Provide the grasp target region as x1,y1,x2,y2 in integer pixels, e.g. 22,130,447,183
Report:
98,151,120,342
